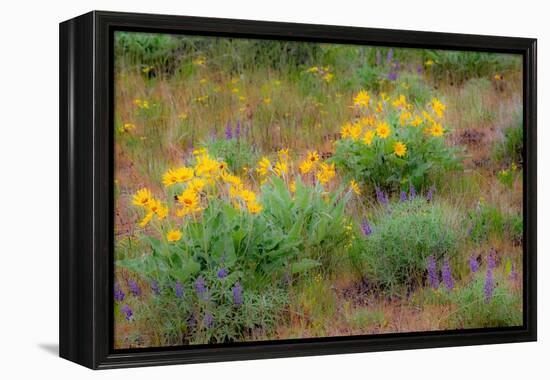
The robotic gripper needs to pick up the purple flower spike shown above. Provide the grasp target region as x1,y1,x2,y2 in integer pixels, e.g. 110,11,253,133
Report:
409,182,417,200
387,71,398,81
487,249,497,270
484,268,494,303
224,121,233,140
417,64,423,75
375,50,382,66
375,186,388,207
442,258,454,290
426,187,434,202
386,48,394,63
469,254,479,273
394,61,401,71
121,304,133,321
232,282,244,306
195,276,207,295
151,280,160,296
427,255,439,289
175,281,184,299
361,219,372,236
203,312,214,328
400,191,407,202
235,120,241,139
128,279,141,297
217,267,228,279
114,283,125,302
510,264,518,281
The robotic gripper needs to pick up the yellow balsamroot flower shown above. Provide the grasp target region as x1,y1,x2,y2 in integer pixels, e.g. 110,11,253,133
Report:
278,148,289,162
511,162,518,171
425,59,434,66
193,57,206,66
350,180,361,195
494,74,503,81
363,130,375,146
221,173,242,187
360,116,376,127
350,123,362,141
138,212,154,228
393,141,407,157
316,163,336,185
289,180,297,193
399,111,412,126
156,205,169,220
176,167,194,183
192,147,207,156
381,92,389,102
353,90,370,107
323,72,334,82
392,95,407,109
122,123,135,132
375,102,384,113
256,157,271,176
307,150,320,163
340,122,353,139
177,188,200,209
162,169,179,187
263,97,272,105
195,154,219,178
376,122,391,139
422,110,435,124
274,161,288,177
178,112,188,120
166,229,182,242
187,178,206,193
430,123,444,137
247,202,263,214
430,98,446,118
299,159,314,175
238,189,257,204
411,115,423,127
307,66,319,73
132,188,152,207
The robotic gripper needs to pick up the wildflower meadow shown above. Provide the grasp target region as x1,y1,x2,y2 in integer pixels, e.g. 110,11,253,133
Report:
113,32,523,348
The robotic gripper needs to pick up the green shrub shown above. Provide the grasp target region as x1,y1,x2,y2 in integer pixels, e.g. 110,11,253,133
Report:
493,113,523,166
466,201,522,244
205,136,259,174
449,272,522,329
361,198,460,296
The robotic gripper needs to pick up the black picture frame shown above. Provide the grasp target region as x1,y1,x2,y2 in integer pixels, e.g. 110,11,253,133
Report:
59,10,537,369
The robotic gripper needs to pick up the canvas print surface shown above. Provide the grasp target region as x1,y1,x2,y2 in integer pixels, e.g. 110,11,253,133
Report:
113,31,523,349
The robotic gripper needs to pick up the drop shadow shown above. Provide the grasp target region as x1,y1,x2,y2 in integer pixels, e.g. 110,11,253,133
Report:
38,343,59,356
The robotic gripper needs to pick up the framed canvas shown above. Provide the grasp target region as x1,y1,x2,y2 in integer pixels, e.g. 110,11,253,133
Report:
59,11,537,369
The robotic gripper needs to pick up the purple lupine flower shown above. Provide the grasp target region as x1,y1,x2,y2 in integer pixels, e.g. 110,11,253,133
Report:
394,61,401,71
426,187,434,202
427,255,439,289
232,282,244,306
375,187,388,207
175,281,184,299
224,121,233,140
128,279,141,297
150,280,160,296
400,190,407,202
417,64,423,75
409,182,417,200
387,71,398,81
217,267,228,279
361,219,372,236
195,276,207,295
487,249,497,270
469,254,479,273
121,304,133,321
235,120,241,139
203,312,213,328
386,48,394,63
442,258,454,290
114,283,125,302
484,268,493,303
375,50,382,66
510,263,518,281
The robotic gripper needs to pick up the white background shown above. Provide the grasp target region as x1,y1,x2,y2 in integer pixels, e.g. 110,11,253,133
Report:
0,0,547,378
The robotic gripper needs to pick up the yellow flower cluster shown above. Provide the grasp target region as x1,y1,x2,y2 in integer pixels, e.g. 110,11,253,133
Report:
132,188,169,227
133,98,150,110
306,66,334,83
